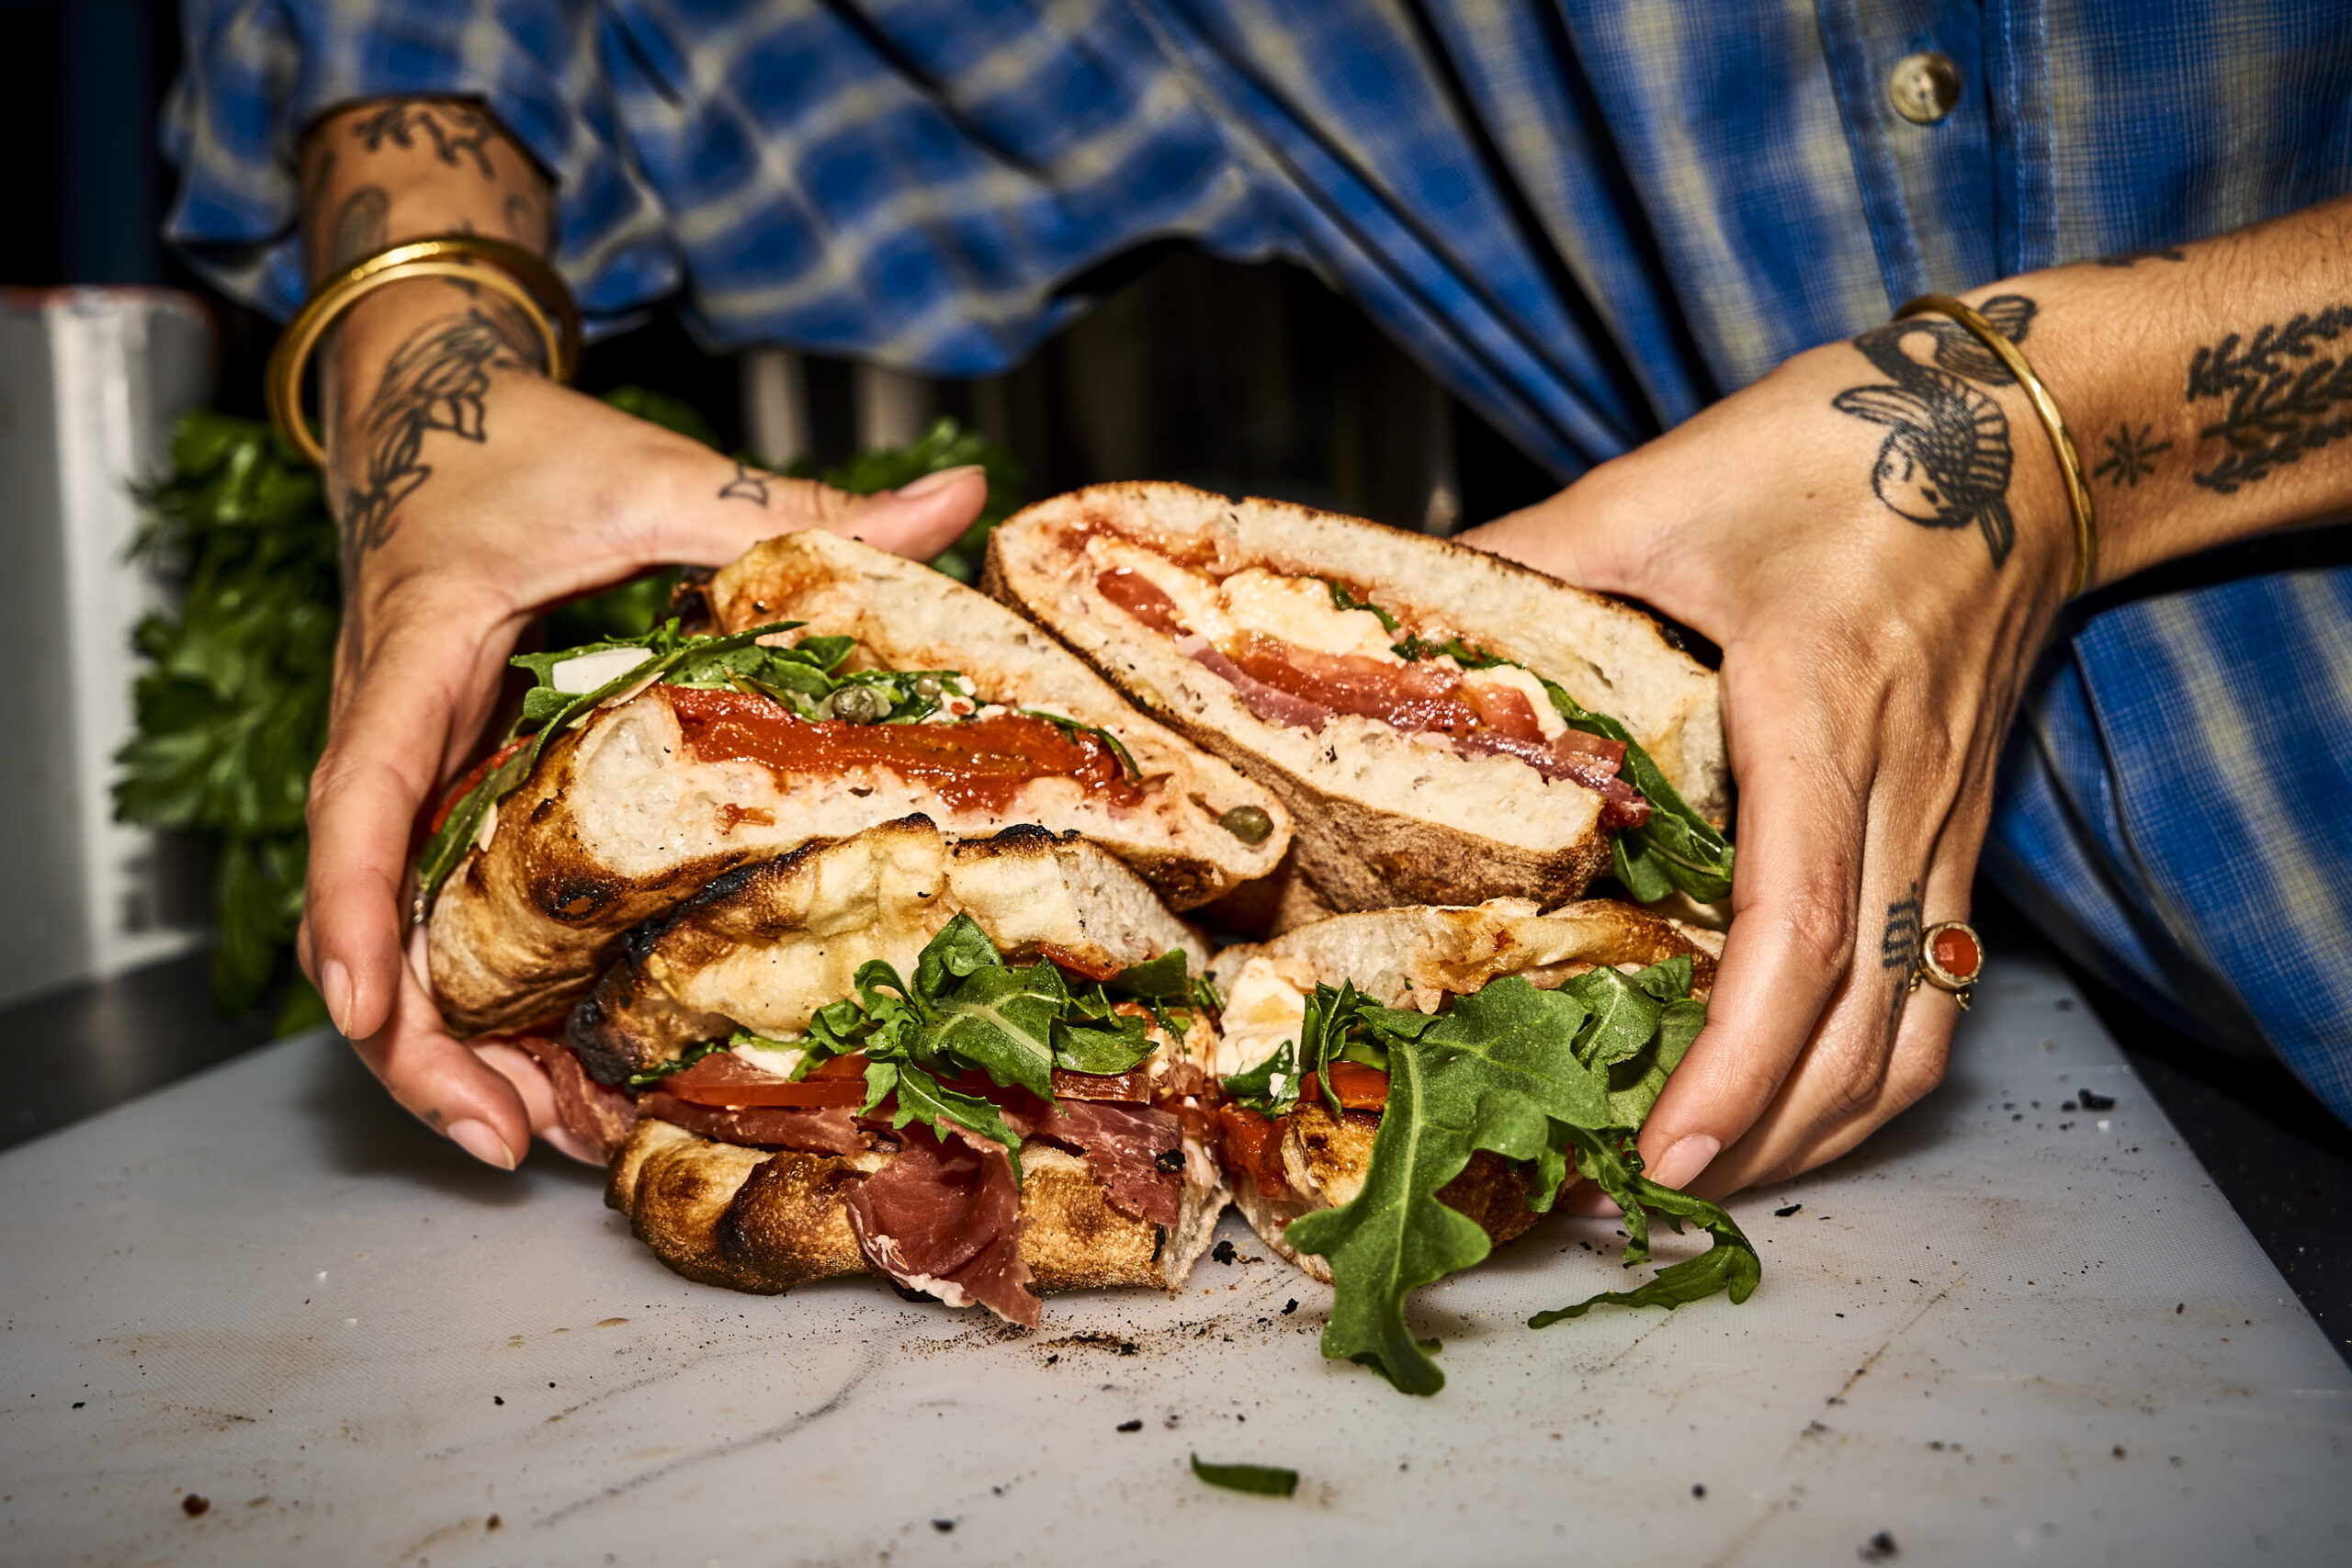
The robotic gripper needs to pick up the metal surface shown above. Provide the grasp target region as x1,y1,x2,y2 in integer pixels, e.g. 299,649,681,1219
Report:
2,948,2346,1566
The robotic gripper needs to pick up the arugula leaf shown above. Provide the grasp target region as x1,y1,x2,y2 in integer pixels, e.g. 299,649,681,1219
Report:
1190,1455,1299,1497
1105,951,1190,1003
1050,1011,1159,1075
628,1040,729,1088
1284,978,1607,1394
1020,708,1140,780
1221,1037,1304,1115
1529,1128,1759,1326
1326,579,1400,634
1283,964,1753,1394
926,961,1066,1101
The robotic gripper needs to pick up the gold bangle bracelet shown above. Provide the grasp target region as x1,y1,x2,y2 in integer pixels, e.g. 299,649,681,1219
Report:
265,234,582,469
1894,293,2098,598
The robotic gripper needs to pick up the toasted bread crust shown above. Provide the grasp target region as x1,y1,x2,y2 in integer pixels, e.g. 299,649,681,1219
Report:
983,482,1728,914
605,1119,1225,1298
568,816,1209,1085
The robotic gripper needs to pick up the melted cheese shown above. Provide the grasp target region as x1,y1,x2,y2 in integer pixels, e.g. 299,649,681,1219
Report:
550,646,654,694
1211,954,1311,1078
729,1038,807,1077
1217,569,1402,663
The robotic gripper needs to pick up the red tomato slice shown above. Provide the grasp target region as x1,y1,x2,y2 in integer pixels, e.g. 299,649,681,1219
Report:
1216,1103,1290,1196
662,1050,871,1108
430,736,531,834
1318,1062,1391,1112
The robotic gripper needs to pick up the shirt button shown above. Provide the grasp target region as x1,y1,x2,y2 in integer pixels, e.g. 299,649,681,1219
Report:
1888,51,1962,125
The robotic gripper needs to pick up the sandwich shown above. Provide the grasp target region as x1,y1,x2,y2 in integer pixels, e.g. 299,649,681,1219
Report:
982,482,1733,918
422,530,1289,1034
506,815,1230,1325
1198,897,1758,1393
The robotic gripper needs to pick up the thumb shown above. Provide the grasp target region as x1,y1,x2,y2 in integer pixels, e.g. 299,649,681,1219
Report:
658,457,989,569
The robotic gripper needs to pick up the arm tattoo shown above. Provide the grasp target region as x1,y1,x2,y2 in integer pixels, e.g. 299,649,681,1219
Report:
335,299,537,568
2091,422,2170,488
718,460,774,505
1831,294,2039,567
349,101,498,179
2095,246,2186,268
2185,305,2352,493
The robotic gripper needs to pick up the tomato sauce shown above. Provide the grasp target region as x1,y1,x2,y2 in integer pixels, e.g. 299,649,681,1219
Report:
662,686,1145,813
1095,568,1189,635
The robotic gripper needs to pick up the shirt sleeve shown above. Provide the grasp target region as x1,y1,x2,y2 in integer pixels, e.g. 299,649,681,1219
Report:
163,0,678,327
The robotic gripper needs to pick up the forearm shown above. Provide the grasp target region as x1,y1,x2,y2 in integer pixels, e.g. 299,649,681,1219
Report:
1932,193,2352,589
299,99,556,456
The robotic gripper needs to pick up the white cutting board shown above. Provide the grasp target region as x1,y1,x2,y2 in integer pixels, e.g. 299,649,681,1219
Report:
2,945,2346,1566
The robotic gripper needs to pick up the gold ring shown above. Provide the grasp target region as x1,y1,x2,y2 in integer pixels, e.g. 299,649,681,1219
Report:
265,235,582,469
1910,919,1984,1010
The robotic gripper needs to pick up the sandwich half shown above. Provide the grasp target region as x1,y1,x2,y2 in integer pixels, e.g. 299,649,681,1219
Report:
424,531,1289,1035
1198,897,1757,1393
516,817,1230,1325
984,482,1731,916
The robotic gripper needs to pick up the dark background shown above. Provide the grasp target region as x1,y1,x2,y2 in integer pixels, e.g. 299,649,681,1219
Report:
3,0,2345,1366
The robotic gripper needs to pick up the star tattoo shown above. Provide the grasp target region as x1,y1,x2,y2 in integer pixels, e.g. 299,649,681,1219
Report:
2092,423,2172,488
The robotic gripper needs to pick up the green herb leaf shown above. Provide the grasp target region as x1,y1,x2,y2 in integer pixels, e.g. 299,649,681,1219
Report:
1283,977,1608,1394
627,1040,729,1088
1106,951,1190,1002
885,1059,1029,1179
926,961,1066,1101
1566,967,1665,1069
1020,708,1140,781
1529,1129,1759,1327
1189,1455,1299,1497
1326,579,1399,634
1221,1037,1305,1115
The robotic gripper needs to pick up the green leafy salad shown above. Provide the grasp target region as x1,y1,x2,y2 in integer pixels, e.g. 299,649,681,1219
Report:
647,915,1204,1180
1224,953,1758,1395
1328,581,1734,904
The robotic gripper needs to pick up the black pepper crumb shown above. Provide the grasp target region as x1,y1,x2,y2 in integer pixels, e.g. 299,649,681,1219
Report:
1282,1299,1299,1315
1116,1419,1143,1433
487,1514,501,1531
1775,1203,1803,1217
72,1403,84,1409
1859,1529,1898,1561
2177,1303,2186,1314
182,1495,209,1518
2113,1445,2127,1460
2062,1100,2079,1113
494,1396,504,1405
1212,1239,1237,1265
1045,1354,1058,1366
933,1518,955,1532
1691,1483,1706,1498
2079,1089,2115,1111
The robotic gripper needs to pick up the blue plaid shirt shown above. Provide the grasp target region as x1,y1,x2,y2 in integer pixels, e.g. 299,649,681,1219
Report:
165,0,2352,1118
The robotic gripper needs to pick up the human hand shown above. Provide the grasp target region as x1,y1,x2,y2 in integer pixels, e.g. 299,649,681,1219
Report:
299,279,987,1168
1459,306,2075,1201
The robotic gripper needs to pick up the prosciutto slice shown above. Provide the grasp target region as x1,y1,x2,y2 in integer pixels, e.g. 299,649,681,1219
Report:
509,1034,639,1156
845,1124,1038,1326
638,1092,867,1156
1181,636,1331,732
1035,1100,1184,1226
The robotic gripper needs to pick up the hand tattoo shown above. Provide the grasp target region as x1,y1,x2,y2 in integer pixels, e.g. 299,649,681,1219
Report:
2091,422,2170,488
350,101,498,179
1832,295,2038,567
718,460,774,505
2095,247,2186,268
1881,881,1924,1023
335,299,537,569
2185,305,2352,494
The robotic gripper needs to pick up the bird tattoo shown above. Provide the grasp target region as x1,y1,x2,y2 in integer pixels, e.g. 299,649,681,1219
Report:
1831,295,2038,568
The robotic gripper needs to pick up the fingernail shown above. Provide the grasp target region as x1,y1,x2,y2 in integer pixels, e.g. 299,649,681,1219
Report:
447,1118,517,1171
891,464,984,501
1650,1134,1722,1191
320,959,353,1037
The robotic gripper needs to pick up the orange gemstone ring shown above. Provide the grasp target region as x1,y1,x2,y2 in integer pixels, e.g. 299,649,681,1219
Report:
1913,920,1984,1010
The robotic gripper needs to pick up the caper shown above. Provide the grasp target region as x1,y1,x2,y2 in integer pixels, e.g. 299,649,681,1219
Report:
912,673,944,700
1217,805,1274,844
825,684,887,725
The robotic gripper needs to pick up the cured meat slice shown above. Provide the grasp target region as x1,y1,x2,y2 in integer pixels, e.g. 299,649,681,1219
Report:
639,1092,867,1156
1034,1100,1183,1227
508,1034,639,1156
845,1125,1039,1326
